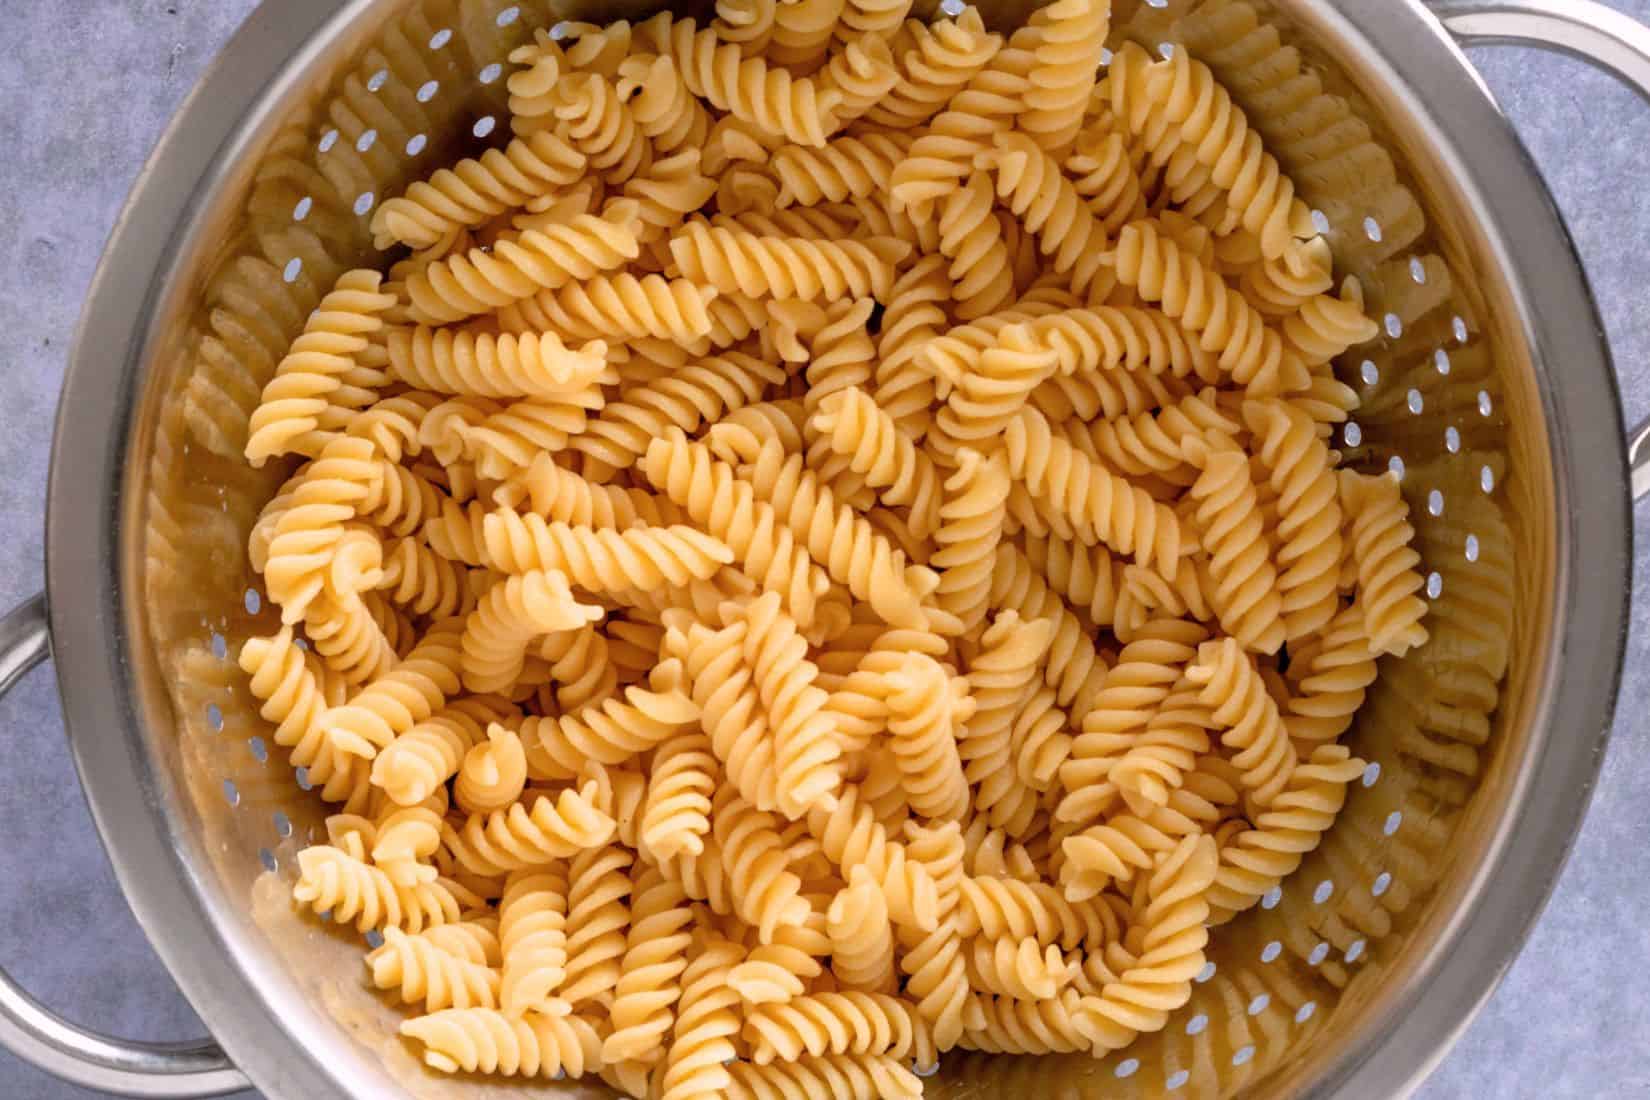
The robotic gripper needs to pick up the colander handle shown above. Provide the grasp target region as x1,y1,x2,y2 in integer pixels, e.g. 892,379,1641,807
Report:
1430,0,1650,500
0,596,250,1098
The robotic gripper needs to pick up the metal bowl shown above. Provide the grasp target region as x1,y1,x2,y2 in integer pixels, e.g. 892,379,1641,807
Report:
1,0,1645,1096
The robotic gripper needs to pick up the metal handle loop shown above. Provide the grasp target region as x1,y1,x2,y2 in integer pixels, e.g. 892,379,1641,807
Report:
0,596,249,1097
1430,0,1650,501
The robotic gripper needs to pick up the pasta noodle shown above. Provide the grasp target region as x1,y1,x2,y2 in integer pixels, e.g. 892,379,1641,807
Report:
369,131,587,250
235,8,1425,1086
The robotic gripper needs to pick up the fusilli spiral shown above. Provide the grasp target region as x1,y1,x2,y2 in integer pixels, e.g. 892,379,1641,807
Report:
386,325,608,399
604,866,694,1061
367,925,499,1013
727,1054,923,1100
1020,0,1110,153
1340,469,1430,657
405,205,643,325
460,570,604,694
638,13,845,146
1109,220,1306,397
1244,398,1343,641
294,840,461,933
499,868,569,1016
400,1008,600,1078
454,724,530,814
371,131,588,250
1005,406,1186,575
1182,431,1286,653
743,992,934,1067
669,220,906,302
245,270,398,467
1187,637,1297,808
865,9,1000,129
442,781,617,877
497,274,718,345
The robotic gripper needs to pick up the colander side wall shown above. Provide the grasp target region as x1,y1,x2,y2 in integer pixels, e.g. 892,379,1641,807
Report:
43,0,1628,1098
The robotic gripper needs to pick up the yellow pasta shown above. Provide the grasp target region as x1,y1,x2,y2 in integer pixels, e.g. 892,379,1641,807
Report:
1020,0,1109,153
1341,469,1431,656
245,270,398,467
441,781,617,877
884,653,972,822
658,937,745,1100
481,513,733,591
617,53,713,155
960,611,1054,824
1076,834,1217,1050
1057,618,1207,831
385,325,608,399
497,274,717,345
371,131,588,250
498,868,569,1016
1004,406,1185,574
714,787,813,943
727,1054,924,1100
989,543,1111,722
964,935,1074,999
773,131,913,208
668,220,907,301
405,204,644,325
1182,430,1286,653
1065,126,1146,234
889,44,1034,217
638,13,846,146
293,839,461,933
866,9,1001,129
400,1008,600,1079
743,992,935,1067
372,696,517,808
236,7,1430,1085
827,865,899,992
1206,746,1364,921
459,570,604,694
454,724,529,814
987,131,1112,298
574,349,787,475
549,72,652,185
818,36,901,121
871,253,949,439
325,618,464,759
1187,637,1297,808
604,866,694,1062
560,844,635,1007
1245,398,1344,640
367,926,500,1013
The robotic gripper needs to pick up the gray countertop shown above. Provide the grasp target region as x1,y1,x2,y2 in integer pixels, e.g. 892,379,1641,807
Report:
2,2,1647,1097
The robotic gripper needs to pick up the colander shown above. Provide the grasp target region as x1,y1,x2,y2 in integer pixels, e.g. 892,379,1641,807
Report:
0,0,1645,1096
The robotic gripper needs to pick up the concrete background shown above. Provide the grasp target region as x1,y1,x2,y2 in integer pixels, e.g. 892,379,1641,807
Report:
1,2,1647,1097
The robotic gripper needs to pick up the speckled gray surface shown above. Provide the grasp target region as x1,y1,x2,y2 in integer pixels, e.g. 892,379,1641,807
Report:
2,2,1649,1098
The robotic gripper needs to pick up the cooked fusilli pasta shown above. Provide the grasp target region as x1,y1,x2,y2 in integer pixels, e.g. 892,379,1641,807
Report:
401,1008,600,1078
245,270,398,467
386,325,608,399
405,204,644,325
497,274,717,345
1340,469,1430,657
668,220,906,302
371,131,588,250
238,8,1426,1084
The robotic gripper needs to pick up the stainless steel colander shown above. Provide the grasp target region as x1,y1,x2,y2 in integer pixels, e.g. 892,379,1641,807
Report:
1,0,1645,1096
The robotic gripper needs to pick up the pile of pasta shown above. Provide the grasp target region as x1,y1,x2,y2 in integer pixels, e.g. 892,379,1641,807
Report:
236,0,1431,1094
